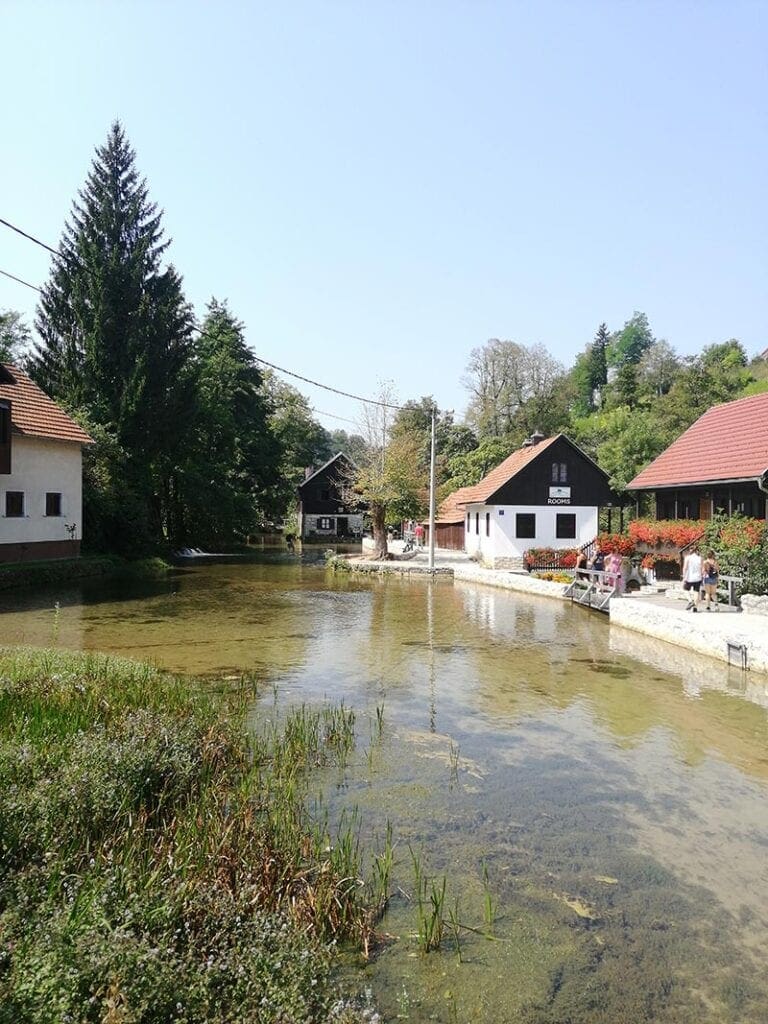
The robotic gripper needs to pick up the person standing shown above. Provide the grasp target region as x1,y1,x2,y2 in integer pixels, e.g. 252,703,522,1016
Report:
575,549,589,579
414,522,425,548
682,545,703,611
702,549,720,611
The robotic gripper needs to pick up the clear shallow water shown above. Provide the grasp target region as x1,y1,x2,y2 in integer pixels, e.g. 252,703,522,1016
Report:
2,559,768,1022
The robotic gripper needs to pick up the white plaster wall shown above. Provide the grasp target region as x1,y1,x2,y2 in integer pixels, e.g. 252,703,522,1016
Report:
464,504,598,560
0,437,83,543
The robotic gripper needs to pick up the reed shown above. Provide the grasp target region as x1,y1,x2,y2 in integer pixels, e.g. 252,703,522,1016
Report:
449,738,460,786
0,646,377,1022
370,819,394,913
482,858,497,934
409,845,447,953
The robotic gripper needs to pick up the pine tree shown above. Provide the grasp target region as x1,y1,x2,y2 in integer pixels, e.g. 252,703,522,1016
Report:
590,322,609,391
32,122,195,550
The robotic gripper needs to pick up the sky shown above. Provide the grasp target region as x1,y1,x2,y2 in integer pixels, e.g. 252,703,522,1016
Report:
1,1,766,429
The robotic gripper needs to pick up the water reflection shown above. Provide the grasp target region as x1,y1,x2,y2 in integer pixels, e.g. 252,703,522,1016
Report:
2,563,768,1020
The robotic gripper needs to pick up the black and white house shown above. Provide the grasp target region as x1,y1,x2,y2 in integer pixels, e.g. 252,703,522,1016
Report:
459,432,617,568
296,452,364,540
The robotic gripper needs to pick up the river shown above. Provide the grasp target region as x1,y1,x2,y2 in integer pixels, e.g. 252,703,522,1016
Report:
2,555,768,1023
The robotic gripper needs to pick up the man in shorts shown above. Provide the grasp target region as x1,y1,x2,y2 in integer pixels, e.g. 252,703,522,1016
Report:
682,545,703,612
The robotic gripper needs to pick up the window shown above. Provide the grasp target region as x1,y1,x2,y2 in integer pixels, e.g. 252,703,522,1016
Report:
551,462,559,483
318,517,333,530
516,513,536,538
485,512,490,537
466,513,470,530
556,513,576,539
552,462,568,483
5,491,24,517
46,492,62,517
0,401,10,475
475,512,479,535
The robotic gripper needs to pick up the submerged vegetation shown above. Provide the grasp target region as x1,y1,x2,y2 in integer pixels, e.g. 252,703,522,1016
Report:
0,648,377,1023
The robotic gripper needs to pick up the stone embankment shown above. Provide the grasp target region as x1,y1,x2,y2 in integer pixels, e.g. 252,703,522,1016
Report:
609,597,768,675
344,551,768,676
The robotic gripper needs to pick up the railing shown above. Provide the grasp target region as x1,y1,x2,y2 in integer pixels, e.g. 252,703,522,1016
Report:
579,536,599,562
526,559,573,572
564,569,619,612
718,575,743,609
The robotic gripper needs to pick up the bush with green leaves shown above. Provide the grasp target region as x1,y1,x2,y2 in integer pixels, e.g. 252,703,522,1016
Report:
702,513,768,597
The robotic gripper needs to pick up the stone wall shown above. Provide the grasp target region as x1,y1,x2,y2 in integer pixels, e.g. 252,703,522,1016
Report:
0,539,81,564
609,598,768,675
453,563,569,600
741,594,768,617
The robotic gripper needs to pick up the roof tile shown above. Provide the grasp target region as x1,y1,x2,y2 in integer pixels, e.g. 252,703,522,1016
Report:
0,364,93,445
628,392,768,489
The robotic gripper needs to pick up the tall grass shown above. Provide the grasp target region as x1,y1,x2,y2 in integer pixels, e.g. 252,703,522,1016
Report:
0,646,376,1023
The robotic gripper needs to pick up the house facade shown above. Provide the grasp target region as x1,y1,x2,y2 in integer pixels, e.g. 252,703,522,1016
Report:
458,433,616,568
296,452,364,540
627,392,768,520
0,364,93,562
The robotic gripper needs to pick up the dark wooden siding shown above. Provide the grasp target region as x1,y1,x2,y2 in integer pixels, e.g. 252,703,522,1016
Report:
655,483,766,521
425,523,465,550
0,401,11,475
297,457,360,515
488,436,615,507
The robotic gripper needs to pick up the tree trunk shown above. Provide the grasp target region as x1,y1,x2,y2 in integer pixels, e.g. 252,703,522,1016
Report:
371,505,388,560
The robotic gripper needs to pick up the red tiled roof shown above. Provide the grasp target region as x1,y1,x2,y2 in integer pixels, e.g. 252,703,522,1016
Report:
628,392,768,489
0,364,93,445
457,434,560,504
422,486,475,525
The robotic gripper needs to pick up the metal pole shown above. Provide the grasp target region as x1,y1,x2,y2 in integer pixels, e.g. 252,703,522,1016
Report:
428,406,436,571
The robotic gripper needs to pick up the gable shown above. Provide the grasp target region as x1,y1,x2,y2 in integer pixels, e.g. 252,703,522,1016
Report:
485,436,616,507
297,453,354,495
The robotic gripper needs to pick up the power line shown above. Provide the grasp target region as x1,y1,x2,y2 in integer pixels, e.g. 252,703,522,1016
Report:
0,213,408,412
0,217,60,257
310,407,359,425
252,355,405,410
0,267,41,292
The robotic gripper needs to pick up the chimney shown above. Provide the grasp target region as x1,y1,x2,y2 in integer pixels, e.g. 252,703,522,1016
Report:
530,430,545,445
304,466,314,480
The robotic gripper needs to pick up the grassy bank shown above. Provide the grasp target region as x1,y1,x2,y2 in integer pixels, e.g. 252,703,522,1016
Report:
0,648,377,1023
0,555,172,593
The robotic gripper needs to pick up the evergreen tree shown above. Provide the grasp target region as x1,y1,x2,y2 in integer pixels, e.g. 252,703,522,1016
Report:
589,322,609,391
31,122,195,550
179,299,280,544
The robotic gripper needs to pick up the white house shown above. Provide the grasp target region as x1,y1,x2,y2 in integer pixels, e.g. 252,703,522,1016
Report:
458,433,616,569
0,363,93,562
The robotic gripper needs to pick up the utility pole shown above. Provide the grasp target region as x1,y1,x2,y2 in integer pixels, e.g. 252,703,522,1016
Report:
428,406,436,571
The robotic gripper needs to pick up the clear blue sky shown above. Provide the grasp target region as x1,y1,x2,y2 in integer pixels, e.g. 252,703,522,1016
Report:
2,1,766,426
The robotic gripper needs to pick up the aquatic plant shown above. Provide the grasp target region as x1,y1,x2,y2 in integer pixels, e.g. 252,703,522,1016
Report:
0,646,377,1022
370,820,394,914
409,846,446,953
482,859,496,935
449,739,461,787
